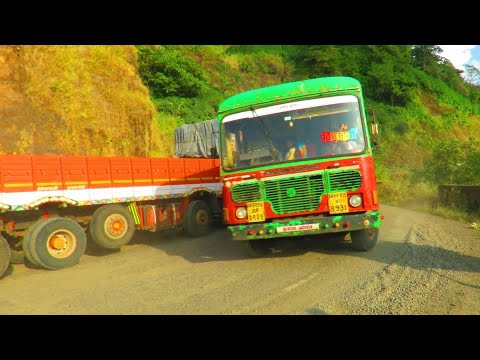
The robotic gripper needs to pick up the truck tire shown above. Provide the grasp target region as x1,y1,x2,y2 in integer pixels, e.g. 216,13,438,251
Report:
184,200,212,237
26,218,87,270
243,239,274,257
351,228,378,251
10,249,25,264
22,219,48,267
2,233,25,264
89,204,135,249
0,235,11,278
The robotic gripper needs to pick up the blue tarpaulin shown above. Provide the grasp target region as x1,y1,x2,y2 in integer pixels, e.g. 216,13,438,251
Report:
174,119,219,158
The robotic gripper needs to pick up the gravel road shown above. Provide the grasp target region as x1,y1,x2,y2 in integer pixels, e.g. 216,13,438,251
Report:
0,204,478,314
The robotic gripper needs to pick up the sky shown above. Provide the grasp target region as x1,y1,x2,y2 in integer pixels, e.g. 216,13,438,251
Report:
439,45,480,74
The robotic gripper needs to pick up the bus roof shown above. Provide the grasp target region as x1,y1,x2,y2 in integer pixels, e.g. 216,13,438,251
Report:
218,76,362,115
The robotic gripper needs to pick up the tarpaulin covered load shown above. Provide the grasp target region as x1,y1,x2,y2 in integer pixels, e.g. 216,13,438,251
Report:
174,119,219,158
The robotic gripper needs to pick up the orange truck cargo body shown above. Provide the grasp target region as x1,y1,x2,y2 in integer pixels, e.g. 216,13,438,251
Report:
0,154,221,211
0,154,222,277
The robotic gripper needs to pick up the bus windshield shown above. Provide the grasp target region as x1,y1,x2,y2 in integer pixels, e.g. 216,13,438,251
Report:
221,95,366,171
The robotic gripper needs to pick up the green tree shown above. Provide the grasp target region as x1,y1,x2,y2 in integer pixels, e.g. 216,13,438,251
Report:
425,138,480,185
459,138,480,184
302,45,342,76
136,46,207,98
464,64,480,85
411,45,443,75
425,139,465,184
363,46,416,105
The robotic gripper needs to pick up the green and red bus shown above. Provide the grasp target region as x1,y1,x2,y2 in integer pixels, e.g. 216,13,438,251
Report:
218,76,382,256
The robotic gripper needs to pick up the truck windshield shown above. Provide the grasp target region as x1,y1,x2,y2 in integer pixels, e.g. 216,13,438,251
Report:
221,95,366,171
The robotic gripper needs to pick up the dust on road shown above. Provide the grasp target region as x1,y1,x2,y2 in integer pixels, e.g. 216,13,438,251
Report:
0,205,478,314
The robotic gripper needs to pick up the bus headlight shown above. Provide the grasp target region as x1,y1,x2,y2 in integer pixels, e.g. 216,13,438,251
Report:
236,207,247,219
349,195,362,208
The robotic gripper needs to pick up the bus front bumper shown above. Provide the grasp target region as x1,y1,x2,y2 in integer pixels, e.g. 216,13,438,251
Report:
227,211,381,241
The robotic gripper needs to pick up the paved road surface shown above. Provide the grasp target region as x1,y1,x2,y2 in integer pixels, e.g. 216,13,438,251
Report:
1,205,479,314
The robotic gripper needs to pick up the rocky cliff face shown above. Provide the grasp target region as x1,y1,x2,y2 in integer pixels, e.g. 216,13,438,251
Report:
0,46,48,154
0,45,155,157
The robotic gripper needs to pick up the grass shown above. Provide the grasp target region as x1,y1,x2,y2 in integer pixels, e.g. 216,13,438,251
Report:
428,205,478,224
19,45,156,157
5,44,479,208
149,112,179,158
379,178,478,224
371,84,479,226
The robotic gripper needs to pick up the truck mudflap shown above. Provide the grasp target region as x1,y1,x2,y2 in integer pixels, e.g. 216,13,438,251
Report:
0,234,11,278
228,211,382,241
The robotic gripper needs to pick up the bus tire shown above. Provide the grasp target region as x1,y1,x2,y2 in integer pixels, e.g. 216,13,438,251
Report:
27,218,87,270
243,239,274,257
89,204,135,249
351,228,378,251
322,233,346,248
184,200,212,237
0,235,11,278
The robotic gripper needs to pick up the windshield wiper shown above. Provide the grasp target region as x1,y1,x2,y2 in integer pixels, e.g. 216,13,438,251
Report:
250,106,276,156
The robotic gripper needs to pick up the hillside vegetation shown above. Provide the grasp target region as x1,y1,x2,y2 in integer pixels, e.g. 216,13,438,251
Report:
0,45,478,219
0,45,155,156
137,45,480,219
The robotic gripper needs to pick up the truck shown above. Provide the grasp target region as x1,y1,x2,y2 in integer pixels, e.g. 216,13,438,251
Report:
0,154,222,277
0,76,382,277
217,76,382,256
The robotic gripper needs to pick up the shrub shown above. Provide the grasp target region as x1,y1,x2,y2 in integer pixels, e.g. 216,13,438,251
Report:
137,46,207,98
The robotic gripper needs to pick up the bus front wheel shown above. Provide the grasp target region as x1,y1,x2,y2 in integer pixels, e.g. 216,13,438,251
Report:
350,228,378,251
243,239,274,257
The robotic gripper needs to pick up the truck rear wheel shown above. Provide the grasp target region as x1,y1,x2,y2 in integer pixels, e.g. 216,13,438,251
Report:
351,228,378,251
0,235,11,278
22,219,46,267
184,200,212,237
10,249,25,264
89,204,135,249
2,233,25,264
25,218,87,270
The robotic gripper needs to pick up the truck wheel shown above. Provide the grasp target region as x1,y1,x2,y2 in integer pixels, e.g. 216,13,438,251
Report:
26,218,87,270
10,249,25,264
0,235,11,278
184,200,212,237
89,204,135,249
243,239,274,257
351,228,378,251
22,219,51,267
2,233,25,264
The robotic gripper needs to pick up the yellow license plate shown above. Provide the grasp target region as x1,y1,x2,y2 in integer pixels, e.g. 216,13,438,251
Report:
247,201,266,222
328,192,349,214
